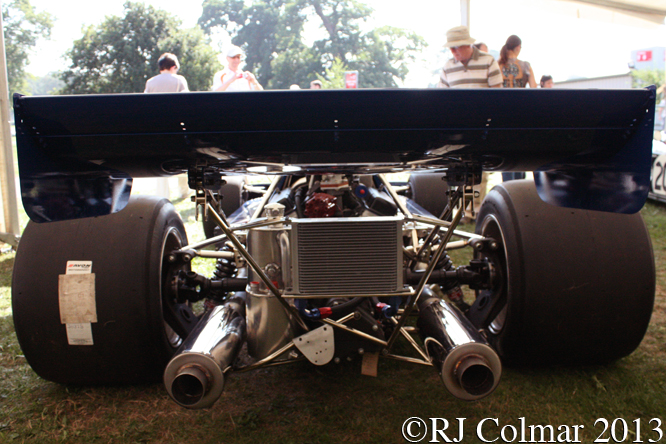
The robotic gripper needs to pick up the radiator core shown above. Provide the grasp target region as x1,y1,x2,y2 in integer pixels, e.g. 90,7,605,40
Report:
290,217,403,296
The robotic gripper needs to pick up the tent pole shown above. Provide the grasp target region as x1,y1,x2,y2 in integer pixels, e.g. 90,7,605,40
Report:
0,12,21,248
460,0,470,27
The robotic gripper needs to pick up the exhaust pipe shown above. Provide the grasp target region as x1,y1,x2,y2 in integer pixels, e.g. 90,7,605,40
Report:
164,294,246,409
417,287,501,401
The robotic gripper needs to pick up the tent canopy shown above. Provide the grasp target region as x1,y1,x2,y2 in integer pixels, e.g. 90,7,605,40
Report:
557,0,666,26
460,0,666,27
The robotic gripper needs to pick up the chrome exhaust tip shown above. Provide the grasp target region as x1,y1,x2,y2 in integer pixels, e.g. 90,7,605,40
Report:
170,365,210,406
456,354,495,396
417,287,501,401
439,342,501,401
164,296,245,409
165,353,227,409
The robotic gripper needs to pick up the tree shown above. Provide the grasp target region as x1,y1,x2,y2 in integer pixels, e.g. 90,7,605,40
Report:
2,0,54,97
199,0,310,89
315,57,347,89
60,2,221,94
158,27,222,92
198,0,426,89
25,72,64,95
631,69,664,103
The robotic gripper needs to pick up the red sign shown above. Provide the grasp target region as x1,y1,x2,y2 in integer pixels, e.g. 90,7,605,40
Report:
345,71,358,89
637,50,652,62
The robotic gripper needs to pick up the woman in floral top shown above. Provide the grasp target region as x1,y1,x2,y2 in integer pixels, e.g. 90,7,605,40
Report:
498,35,536,88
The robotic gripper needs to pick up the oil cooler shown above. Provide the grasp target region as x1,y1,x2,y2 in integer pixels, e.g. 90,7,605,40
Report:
245,216,404,360
290,216,404,296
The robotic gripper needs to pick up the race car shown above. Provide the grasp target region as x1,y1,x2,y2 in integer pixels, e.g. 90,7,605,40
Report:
650,139,666,203
11,87,656,408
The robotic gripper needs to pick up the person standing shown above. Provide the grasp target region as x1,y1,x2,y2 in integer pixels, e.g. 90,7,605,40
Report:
437,26,502,89
144,53,189,198
540,75,554,88
498,35,536,89
497,35,535,182
437,26,501,220
144,53,189,93
212,46,263,92
473,42,489,53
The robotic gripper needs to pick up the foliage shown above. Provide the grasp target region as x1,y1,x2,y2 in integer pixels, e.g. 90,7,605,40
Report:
631,69,665,102
59,2,221,94
198,0,426,89
315,57,347,89
25,72,64,96
158,27,222,92
1,0,53,98
199,0,311,89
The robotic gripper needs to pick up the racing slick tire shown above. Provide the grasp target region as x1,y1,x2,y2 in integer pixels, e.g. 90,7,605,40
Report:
202,176,244,239
472,179,655,365
12,196,194,385
409,173,449,218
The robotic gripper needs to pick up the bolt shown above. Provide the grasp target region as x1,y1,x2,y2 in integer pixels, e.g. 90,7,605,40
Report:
288,351,299,359
358,348,364,355
372,324,379,332
489,241,498,250
265,263,280,278
334,357,340,364
353,311,361,320
167,254,177,263
183,254,192,262
381,348,389,356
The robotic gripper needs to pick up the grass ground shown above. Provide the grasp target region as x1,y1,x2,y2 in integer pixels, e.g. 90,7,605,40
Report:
0,197,664,443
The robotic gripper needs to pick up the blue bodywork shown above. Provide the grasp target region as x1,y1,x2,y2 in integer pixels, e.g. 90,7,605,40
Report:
13,87,656,222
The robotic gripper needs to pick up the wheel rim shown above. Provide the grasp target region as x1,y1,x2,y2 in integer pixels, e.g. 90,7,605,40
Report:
478,214,509,335
161,226,187,348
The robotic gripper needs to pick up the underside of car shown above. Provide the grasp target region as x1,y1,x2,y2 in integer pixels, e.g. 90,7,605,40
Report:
10,87,657,408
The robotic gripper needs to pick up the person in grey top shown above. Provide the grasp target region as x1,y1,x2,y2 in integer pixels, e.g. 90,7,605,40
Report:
144,53,189,93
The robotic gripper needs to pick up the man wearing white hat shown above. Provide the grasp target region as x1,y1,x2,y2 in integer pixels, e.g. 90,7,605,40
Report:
437,26,501,220
212,45,263,92
437,26,502,89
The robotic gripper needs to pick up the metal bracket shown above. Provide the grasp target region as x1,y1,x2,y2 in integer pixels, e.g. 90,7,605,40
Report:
191,189,217,222
293,325,335,366
188,168,226,222
442,164,482,187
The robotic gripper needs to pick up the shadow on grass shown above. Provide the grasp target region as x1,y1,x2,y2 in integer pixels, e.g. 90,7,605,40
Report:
0,201,665,442
0,338,664,443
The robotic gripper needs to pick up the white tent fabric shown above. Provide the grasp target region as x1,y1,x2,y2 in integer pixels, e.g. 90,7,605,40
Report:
555,0,666,27
459,0,666,27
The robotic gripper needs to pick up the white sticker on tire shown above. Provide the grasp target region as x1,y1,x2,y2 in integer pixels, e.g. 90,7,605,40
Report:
65,260,93,275
58,274,97,324
65,323,94,346
60,261,96,345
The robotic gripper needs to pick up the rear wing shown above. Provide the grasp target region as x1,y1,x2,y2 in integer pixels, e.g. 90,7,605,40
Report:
14,87,656,222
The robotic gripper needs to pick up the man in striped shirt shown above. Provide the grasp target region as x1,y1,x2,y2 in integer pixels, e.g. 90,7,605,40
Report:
437,26,502,89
